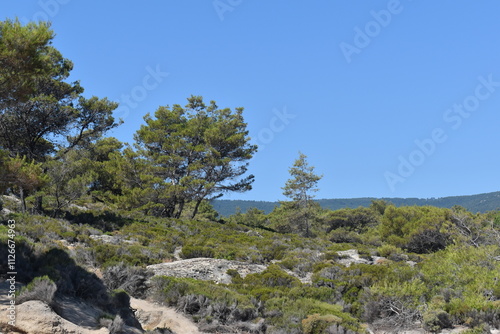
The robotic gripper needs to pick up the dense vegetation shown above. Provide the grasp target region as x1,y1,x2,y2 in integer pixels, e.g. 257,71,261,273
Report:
1,196,500,333
0,19,256,220
1,19,500,334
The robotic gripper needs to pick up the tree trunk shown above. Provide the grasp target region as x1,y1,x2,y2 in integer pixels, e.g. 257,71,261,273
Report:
33,195,43,214
19,186,26,213
305,216,310,238
191,199,203,219
174,200,185,219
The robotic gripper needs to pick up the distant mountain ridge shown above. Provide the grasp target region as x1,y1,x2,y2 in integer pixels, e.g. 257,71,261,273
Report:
212,191,500,216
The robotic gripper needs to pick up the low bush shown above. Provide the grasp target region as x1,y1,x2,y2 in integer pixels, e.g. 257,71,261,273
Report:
265,298,363,333
16,275,56,305
102,262,153,298
329,228,362,244
376,244,402,258
422,309,452,333
243,264,301,288
302,313,341,334
180,245,215,259
108,314,124,334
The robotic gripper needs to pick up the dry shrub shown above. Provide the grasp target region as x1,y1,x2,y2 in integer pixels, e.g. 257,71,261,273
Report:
17,275,56,305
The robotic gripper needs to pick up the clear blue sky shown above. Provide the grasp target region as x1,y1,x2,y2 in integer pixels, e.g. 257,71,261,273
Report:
3,1,500,202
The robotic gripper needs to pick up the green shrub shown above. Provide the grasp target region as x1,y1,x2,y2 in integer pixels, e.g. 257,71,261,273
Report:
329,228,362,244
376,244,402,258
243,264,301,288
265,298,363,333
461,324,492,334
379,206,453,253
17,275,56,305
226,269,242,284
180,245,215,259
423,309,452,333
302,313,341,334
325,208,379,233
152,277,190,306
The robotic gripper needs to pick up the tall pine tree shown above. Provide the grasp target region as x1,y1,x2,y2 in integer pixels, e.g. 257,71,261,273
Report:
282,152,322,237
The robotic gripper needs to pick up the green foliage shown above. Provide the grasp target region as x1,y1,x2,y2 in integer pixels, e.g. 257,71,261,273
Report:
0,20,118,161
92,242,169,267
242,264,301,288
281,152,323,237
302,313,341,334
227,207,268,228
420,245,500,322
151,275,253,309
379,205,453,253
282,152,322,203
1,106,499,334
180,245,215,259
325,207,379,234
376,244,403,258
265,298,362,333
268,200,323,237
45,151,95,214
78,137,125,202
0,156,48,211
422,309,452,333
131,95,257,219
20,17,500,334
179,200,219,222
215,191,500,217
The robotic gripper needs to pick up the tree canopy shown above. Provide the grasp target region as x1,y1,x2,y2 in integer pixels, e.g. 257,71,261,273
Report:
280,152,323,236
282,152,322,205
129,95,257,218
0,19,119,161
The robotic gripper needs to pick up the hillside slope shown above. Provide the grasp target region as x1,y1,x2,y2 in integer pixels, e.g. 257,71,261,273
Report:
213,191,500,216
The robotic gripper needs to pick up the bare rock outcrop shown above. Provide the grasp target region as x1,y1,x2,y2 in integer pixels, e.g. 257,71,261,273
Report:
12,300,110,334
147,258,267,284
0,299,144,334
337,249,372,267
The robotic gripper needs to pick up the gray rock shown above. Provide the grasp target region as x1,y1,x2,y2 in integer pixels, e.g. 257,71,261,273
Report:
147,258,267,284
337,249,372,267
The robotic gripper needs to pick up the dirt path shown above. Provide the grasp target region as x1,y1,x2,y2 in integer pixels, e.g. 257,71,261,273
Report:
130,297,203,334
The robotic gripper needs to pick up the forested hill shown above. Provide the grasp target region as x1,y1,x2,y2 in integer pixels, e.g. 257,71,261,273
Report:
213,191,500,216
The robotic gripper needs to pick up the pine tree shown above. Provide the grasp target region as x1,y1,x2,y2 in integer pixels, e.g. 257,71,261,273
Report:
133,95,257,218
282,152,322,237
0,19,119,161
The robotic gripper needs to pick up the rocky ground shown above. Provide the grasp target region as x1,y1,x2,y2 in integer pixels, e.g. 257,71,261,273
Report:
0,282,200,334
147,257,267,284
